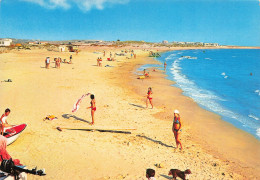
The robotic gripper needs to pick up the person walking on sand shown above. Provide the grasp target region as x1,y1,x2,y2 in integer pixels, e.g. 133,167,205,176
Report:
0,108,12,135
87,94,96,125
172,110,183,150
103,50,106,57
146,87,153,109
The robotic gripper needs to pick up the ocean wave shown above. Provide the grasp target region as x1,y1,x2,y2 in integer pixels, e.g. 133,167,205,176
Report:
255,90,260,96
257,128,260,138
165,53,177,60
248,114,259,121
169,57,259,137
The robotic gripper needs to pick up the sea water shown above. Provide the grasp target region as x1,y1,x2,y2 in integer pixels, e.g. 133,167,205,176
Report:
146,49,260,139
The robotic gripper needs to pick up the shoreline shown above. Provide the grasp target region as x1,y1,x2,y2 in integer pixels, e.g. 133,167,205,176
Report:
1,46,259,179
118,48,260,178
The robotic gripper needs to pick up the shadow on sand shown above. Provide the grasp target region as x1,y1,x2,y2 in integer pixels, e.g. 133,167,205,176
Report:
160,174,172,179
62,114,91,124
129,103,145,109
136,134,174,148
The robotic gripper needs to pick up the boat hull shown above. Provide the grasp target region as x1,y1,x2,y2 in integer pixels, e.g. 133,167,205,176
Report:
4,124,27,146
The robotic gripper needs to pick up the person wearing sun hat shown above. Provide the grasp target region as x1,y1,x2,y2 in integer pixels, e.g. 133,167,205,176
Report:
172,109,183,150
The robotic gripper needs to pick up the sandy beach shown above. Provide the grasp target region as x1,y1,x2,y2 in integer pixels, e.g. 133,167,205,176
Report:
0,46,260,180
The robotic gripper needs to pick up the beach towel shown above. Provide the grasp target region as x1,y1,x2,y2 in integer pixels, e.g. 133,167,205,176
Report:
44,115,58,121
72,93,90,112
0,135,21,165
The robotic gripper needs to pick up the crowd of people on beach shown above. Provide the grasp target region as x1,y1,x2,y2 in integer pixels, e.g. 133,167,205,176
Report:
44,55,73,69
0,48,185,179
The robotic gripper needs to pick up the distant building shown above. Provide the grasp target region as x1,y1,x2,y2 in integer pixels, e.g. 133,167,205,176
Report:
59,45,68,52
0,39,12,47
162,40,168,44
40,41,48,45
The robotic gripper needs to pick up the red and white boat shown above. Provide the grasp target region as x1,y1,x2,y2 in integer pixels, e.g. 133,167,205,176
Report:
3,124,27,146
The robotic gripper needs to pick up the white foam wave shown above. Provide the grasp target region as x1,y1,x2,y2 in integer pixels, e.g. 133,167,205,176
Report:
248,114,259,121
255,90,260,96
169,57,259,136
205,58,211,60
257,128,260,138
165,53,177,61
221,72,226,76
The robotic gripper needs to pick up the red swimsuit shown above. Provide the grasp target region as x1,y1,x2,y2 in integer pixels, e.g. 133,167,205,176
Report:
147,91,152,100
91,101,96,111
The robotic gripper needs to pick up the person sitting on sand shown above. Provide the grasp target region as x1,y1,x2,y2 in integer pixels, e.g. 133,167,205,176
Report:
172,110,183,150
145,72,150,77
146,169,156,180
146,87,153,109
0,135,22,165
87,94,96,125
0,109,12,135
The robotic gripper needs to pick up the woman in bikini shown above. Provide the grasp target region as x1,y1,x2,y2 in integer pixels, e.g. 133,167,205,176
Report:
0,108,12,135
146,87,153,109
172,109,183,150
87,94,96,125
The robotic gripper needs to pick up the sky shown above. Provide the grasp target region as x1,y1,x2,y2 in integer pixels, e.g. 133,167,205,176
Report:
0,0,259,46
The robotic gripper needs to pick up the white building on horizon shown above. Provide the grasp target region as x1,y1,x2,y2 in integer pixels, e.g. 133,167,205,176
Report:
0,39,12,47
162,40,169,44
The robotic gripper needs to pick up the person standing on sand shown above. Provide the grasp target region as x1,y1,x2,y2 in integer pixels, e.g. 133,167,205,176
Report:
103,50,106,57
87,94,96,125
172,110,183,150
70,55,72,63
46,57,50,69
146,87,153,109
164,62,167,71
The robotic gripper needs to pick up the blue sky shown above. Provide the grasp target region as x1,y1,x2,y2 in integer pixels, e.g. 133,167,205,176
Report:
0,0,259,46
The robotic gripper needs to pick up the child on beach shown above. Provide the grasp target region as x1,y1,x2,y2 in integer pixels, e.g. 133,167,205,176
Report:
146,87,153,109
0,109,12,135
87,94,96,125
146,169,156,180
172,110,183,150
